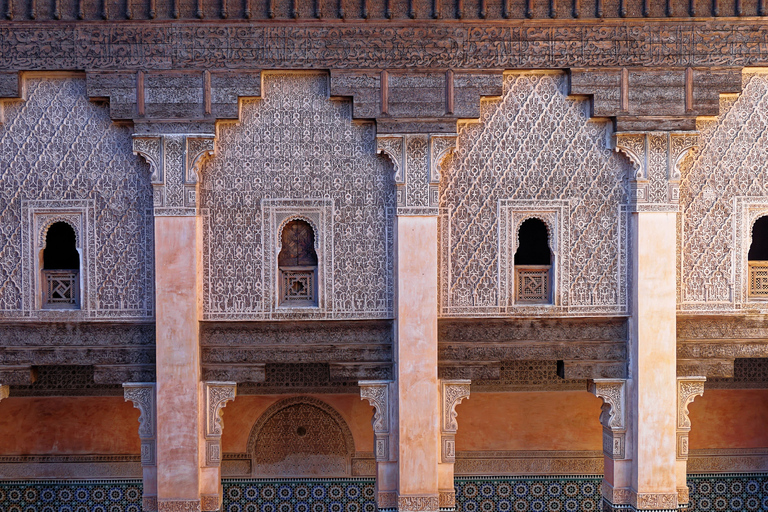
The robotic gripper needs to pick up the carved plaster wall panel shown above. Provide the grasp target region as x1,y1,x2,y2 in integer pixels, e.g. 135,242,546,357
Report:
498,200,571,310
679,72,768,313
200,73,394,320
245,396,355,477
439,71,630,317
0,78,154,319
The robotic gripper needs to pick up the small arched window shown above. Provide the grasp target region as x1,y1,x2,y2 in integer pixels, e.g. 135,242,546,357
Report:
278,220,318,306
514,218,552,304
748,216,768,298
42,222,80,308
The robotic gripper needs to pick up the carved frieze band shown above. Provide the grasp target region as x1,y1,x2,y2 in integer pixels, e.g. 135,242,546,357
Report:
677,376,705,460
132,133,214,216
614,131,698,213
587,379,627,461
359,380,392,463
203,381,236,467
123,382,156,467
158,499,201,512
440,379,470,464
398,495,439,512
376,133,456,216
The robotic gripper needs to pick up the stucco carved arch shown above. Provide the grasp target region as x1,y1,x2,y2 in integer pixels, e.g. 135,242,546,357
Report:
276,214,321,256
38,217,82,249
512,214,556,256
245,396,355,477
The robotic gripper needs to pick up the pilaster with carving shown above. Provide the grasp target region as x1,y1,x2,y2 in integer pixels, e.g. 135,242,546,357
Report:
614,131,698,213
133,134,215,216
676,376,705,506
203,381,237,468
360,380,396,511
438,380,470,510
588,379,630,508
124,383,157,512
377,134,456,217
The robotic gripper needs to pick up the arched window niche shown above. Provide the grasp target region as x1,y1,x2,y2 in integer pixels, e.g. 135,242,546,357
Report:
514,217,553,304
748,216,768,298
278,219,319,307
41,221,81,309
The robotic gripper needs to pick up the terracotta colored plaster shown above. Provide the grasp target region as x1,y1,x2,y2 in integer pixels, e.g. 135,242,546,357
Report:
689,389,768,449
454,391,603,452
0,397,140,455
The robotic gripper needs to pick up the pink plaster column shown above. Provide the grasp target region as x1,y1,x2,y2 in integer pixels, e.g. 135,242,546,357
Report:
615,132,699,512
376,133,458,512
134,133,215,512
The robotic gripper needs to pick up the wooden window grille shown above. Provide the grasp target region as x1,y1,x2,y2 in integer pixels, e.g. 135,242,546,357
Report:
43,269,80,308
515,265,551,303
749,261,768,298
278,220,318,307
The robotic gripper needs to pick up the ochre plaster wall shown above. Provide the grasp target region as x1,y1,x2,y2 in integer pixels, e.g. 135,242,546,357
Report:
455,391,603,451
688,389,768,449
221,394,374,454
0,397,140,455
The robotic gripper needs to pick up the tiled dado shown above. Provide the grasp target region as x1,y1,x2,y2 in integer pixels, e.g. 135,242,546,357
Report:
1,475,767,511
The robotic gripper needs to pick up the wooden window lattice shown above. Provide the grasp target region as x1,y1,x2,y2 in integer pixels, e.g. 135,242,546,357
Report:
515,265,551,303
280,267,316,305
749,261,768,298
43,270,79,308
278,220,318,307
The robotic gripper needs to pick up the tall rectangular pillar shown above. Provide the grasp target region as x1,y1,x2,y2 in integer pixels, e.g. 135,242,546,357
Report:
613,132,699,512
134,133,215,512
375,133,460,512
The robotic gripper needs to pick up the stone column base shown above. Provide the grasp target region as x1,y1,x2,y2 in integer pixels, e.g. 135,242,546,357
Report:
397,494,439,512
142,495,158,512
601,498,678,512
201,493,221,511
158,499,202,512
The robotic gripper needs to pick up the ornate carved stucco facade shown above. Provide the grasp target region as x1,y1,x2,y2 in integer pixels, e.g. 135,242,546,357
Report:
1,6,768,512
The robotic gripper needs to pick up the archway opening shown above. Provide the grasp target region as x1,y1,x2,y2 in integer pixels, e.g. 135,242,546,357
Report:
514,218,552,303
42,222,80,308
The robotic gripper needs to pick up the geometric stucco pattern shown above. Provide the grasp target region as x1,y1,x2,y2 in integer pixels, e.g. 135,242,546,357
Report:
200,73,394,320
679,72,768,312
439,71,630,317
0,78,154,319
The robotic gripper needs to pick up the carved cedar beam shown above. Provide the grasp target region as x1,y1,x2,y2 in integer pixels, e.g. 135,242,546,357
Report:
569,67,741,131
331,69,502,132
86,70,260,122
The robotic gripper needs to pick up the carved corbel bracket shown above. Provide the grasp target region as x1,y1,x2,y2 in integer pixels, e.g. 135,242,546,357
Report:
132,133,215,215
359,380,392,462
429,134,458,184
588,379,627,460
440,379,470,463
677,376,705,460
132,135,163,184
376,135,405,183
204,381,236,468
123,382,157,467
614,131,698,211
0,384,8,401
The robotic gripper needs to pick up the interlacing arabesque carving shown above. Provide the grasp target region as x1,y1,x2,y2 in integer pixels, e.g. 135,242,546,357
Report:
203,381,236,467
679,73,768,312
246,396,355,477
123,383,156,466
0,78,154,319
200,73,394,320
397,495,440,512
439,72,630,317
587,379,627,461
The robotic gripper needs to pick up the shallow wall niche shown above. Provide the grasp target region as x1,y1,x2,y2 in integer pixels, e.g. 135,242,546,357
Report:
245,396,355,477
